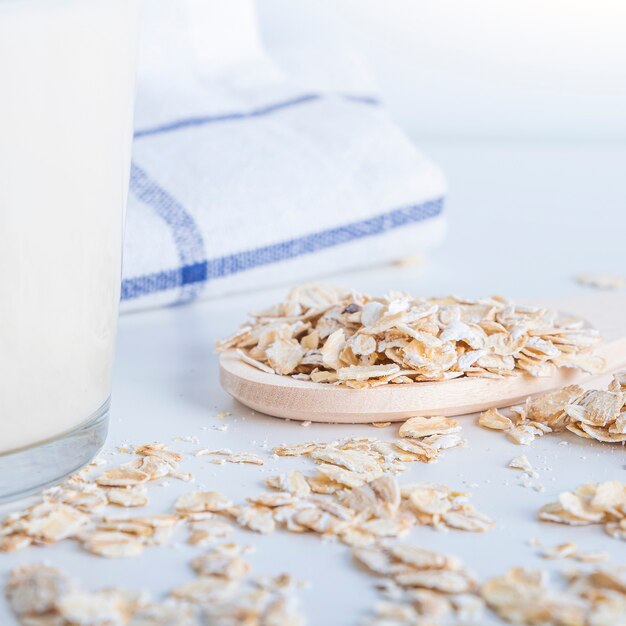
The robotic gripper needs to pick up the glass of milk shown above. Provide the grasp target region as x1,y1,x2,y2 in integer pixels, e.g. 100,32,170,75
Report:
0,0,141,501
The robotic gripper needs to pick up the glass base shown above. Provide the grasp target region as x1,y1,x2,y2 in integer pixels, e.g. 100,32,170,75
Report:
0,399,109,503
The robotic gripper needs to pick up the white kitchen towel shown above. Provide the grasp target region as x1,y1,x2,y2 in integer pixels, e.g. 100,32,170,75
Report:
121,0,446,312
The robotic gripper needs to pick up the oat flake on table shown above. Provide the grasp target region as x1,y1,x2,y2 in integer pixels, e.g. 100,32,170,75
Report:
477,370,626,445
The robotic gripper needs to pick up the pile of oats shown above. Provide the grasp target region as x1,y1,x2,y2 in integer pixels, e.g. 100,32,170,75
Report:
1,441,308,625
4,387,625,626
0,443,190,557
538,480,626,541
178,466,492,548
6,544,306,626
171,419,489,547
256,428,490,541
0,428,480,561
354,543,485,625
478,371,626,445
217,283,602,387
481,565,626,625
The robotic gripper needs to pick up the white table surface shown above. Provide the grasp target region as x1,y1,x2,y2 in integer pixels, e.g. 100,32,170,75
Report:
2,140,626,625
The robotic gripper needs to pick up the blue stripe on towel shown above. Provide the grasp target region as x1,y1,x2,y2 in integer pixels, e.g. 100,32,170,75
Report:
133,93,379,140
129,163,207,302
134,94,321,139
120,197,444,301
342,94,380,105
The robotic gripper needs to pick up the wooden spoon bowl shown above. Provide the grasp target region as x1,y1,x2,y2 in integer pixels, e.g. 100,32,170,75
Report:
219,294,626,423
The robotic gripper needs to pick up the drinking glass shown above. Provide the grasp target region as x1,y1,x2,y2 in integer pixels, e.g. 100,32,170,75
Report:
0,0,141,500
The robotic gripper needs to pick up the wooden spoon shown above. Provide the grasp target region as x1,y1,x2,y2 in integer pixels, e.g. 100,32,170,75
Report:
219,293,626,423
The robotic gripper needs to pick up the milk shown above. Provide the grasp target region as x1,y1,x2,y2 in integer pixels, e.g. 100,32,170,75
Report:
0,0,141,453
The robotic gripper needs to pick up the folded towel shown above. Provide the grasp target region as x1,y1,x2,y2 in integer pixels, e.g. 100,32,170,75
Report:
121,0,446,312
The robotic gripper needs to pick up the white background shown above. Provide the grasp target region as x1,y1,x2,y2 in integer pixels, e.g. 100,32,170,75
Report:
259,0,626,140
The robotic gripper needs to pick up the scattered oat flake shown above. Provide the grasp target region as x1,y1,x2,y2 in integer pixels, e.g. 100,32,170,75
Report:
443,505,494,532
507,423,545,446
0,534,32,553
6,564,72,616
170,576,239,604
188,519,234,545
23,503,90,543
575,550,609,563
479,373,626,447
354,540,480,620
173,435,199,444
196,448,232,456
106,486,149,508
541,541,579,559
311,447,380,474
478,408,513,431
482,565,626,625
509,455,534,473
272,442,318,457
176,491,233,514
399,416,461,438
196,449,264,465
538,480,626,541
191,549,251,580
227,453,264,465
81,530,145,558
576,272,626,290
316,463,378,488
235,505,276,534
7,548,306,626
265,470,311,498
538,541,609,563
95,467,150,487
134,443,182,464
